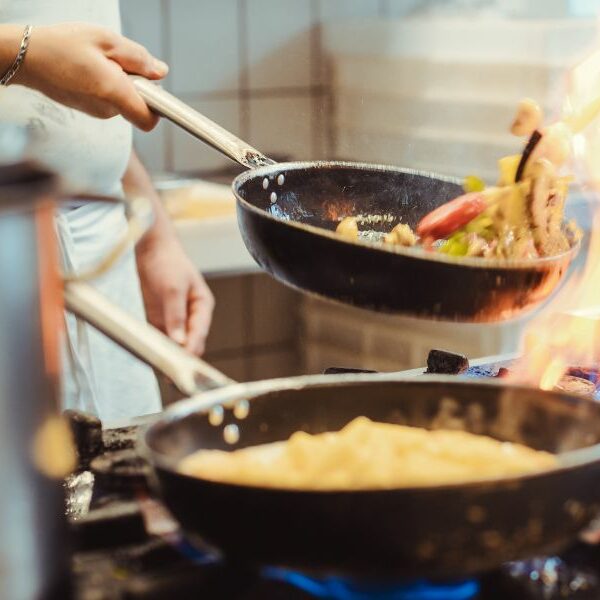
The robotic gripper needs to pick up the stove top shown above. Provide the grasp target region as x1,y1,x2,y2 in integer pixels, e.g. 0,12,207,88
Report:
67,350,600,600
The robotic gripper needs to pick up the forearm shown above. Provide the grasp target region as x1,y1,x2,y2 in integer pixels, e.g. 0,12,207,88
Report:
122,149,175,246
0,25,26,76
123,150,213,353
1,23,166,129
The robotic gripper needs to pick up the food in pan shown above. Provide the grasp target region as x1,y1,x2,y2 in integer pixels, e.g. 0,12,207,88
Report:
335,97,582,259
179,416,556,490
336,216,359,240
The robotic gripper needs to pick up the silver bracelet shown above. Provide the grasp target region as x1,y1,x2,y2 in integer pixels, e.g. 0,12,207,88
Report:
1,25,33,86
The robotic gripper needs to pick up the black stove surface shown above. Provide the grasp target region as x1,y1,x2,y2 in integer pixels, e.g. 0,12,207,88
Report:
72,532,600,600
68,351,600,600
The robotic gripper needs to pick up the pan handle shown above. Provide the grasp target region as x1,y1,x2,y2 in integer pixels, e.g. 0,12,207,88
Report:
130,76,275,170
63,280,235,396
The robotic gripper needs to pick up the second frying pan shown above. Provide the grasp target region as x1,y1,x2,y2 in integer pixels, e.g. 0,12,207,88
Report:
64,280,600,579
131,77,579,323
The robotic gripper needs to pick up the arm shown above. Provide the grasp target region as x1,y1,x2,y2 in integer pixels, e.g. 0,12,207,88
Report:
0,25,23,70
123,151,215,355
0,23,167,130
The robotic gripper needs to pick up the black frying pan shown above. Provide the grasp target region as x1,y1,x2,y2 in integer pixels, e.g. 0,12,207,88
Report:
64,283,600,579
132,77,579,323
141,376,600,579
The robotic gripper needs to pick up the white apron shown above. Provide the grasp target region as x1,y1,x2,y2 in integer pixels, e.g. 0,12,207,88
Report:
0,0,161,423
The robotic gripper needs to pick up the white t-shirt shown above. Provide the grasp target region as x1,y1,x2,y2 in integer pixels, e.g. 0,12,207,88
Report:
0,1,162,423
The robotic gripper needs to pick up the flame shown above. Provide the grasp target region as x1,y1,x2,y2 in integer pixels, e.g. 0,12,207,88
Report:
510,47,600,391
511,216,600,390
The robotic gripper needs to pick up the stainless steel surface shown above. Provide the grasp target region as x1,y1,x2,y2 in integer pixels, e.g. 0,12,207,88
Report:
64,280,234,396
0,128,69,599
130,76,274,169
398,352,519,377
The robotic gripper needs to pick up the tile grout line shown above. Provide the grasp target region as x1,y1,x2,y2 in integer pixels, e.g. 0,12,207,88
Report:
242,273,255,379
160,0,174,171
238,0,251,140
178,85,328,103
310,0,321,159
206,341,300,363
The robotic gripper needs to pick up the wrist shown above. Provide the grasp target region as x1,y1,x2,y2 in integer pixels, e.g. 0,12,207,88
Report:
136,220,179,255
0,25,27,82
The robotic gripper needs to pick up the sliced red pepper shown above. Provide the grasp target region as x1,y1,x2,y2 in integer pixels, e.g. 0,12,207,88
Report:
416,192,487,240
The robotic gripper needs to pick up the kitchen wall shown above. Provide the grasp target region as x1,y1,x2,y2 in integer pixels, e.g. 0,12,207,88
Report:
122,0,599,175
122,0,599,384
120,0,436,387
121,0,435,175
204,273,301,382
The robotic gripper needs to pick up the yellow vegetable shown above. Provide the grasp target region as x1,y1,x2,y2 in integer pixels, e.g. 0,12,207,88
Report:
498,155,521,186
463,175,486,193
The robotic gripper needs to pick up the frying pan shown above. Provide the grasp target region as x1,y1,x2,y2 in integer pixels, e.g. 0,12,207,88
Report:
131,77,579,323
65,281,600,579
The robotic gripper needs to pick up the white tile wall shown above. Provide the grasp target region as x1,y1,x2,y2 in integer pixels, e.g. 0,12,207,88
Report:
122,0,168,171
205,275,248,354
335,128,518,180
172,98,241,171
568,0,600,16
246,0,313,90
301,296,524,374
248,96,313,160
382,0,425,17
250,274,298,346
317,0,382,85
120,0,164,59
133,120,168,173
312,95,331,158
319,0,381,21
121,0,594,180
248,349,299,381
169,0,240,95
209,356,249,382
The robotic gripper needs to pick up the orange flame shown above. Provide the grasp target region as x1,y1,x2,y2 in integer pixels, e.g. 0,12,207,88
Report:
510,47,600,391
510,218,600,390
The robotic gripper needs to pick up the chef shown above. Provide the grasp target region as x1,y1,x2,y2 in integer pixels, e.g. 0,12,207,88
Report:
0,3,214,422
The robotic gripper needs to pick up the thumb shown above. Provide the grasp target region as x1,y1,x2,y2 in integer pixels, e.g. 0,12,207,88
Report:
163,289,188,346
108,36,169,80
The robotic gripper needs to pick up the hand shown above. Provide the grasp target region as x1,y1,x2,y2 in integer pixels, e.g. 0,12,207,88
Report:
11,22,167,130
136,235,215,355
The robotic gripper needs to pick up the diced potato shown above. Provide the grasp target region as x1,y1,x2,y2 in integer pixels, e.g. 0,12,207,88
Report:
384,223,418,246
336,216,359,240
179,416,557,490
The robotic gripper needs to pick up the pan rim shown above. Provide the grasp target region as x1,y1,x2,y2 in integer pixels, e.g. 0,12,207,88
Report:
232,160,581,271
139,374,600,495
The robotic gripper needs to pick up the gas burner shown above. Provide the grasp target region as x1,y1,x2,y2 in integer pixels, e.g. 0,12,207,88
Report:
65,409,104,469
90,449,150,495
71,500,147,552
503,556,599,599
102,425,138,452
70,350,600,600
263,569,479,600
555,375,597,397
426,349,469,375
566,368,600,389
